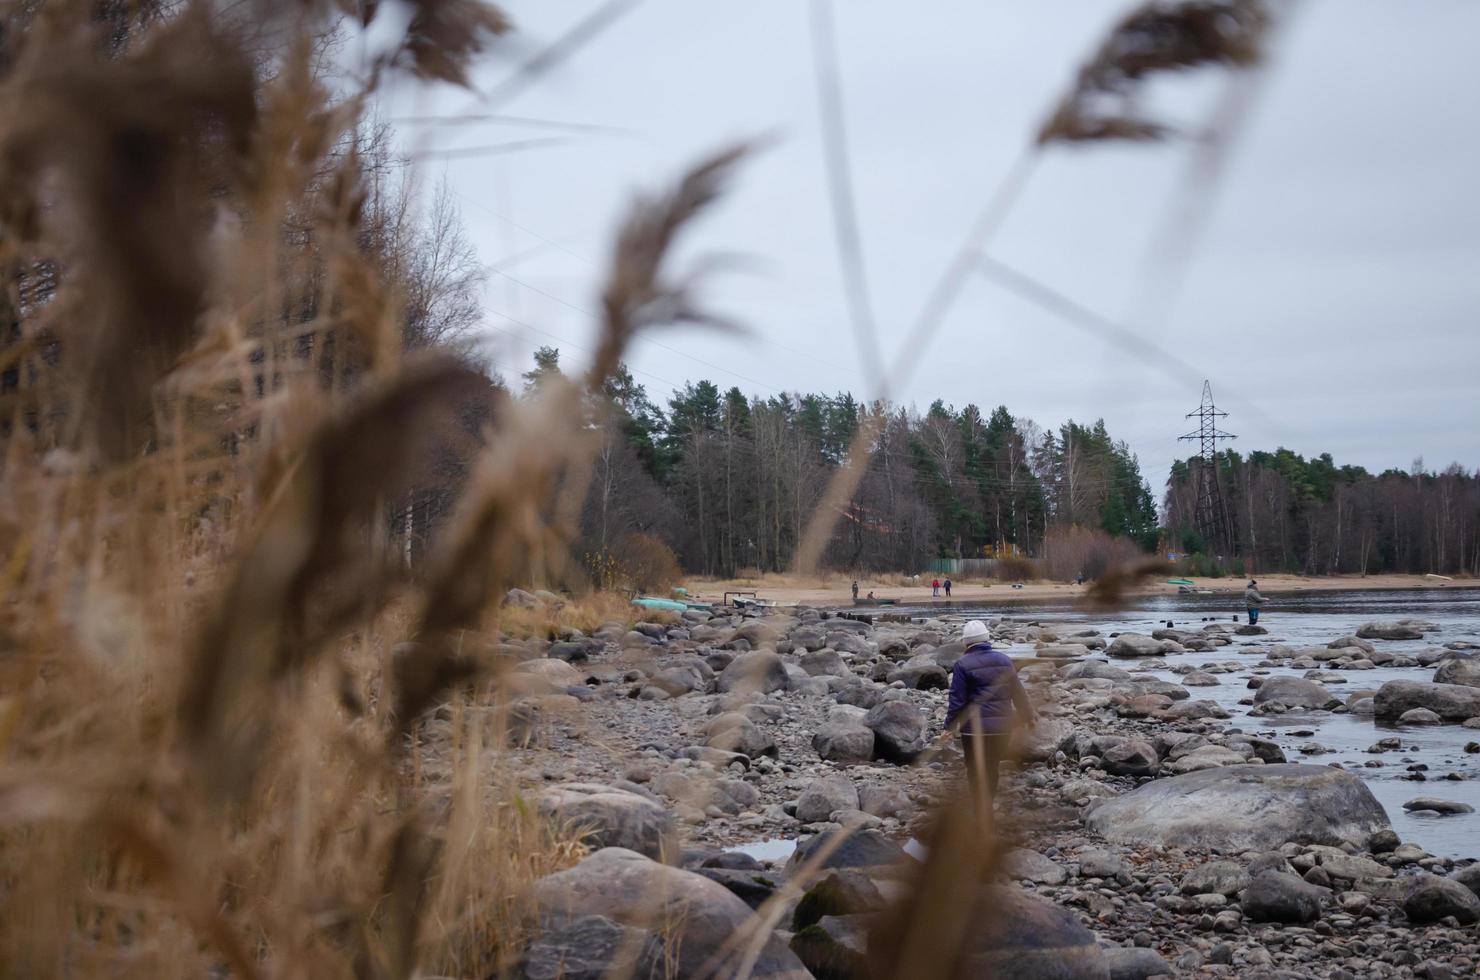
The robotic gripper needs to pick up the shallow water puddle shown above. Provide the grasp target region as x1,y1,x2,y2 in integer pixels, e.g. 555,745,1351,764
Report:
727,837,797,863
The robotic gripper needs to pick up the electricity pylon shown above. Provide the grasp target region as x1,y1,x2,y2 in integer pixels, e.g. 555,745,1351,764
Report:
1179,381,1236,555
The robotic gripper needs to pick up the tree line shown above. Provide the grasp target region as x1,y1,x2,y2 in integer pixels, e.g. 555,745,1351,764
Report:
517,347,1158,577
1165,449,1480,576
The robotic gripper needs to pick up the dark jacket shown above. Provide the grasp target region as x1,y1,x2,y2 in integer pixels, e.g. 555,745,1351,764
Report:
945,641,1033,736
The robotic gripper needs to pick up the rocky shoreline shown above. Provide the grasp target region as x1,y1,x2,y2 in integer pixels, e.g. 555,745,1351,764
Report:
499,589,1480,979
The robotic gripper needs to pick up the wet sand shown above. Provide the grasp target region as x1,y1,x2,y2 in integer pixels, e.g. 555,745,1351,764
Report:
687,573,1469,610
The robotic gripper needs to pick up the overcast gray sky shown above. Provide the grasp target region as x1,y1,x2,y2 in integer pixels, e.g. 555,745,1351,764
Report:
385,0,1480,495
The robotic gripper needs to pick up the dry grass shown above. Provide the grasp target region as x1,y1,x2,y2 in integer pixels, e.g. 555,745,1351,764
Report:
495,591,678,640
0,2,749,976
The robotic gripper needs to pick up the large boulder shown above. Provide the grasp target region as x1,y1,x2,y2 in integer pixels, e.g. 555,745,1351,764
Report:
705,713,779,759
1357,622,1425,640
538,784,675,860
788,914,868,980
789,829,908,873
797,773,860,824
531,848,810,978
1099,740,1159,778
1059,661,1131,682
1085,764,1391,852
1403,875,1480,925
1434,656,1480,688
863,701,927,763
1374,680,1480,721
886,655,949,690
812,722,875,764
1106,633,1162,658
1329,635,1376,654
800,649,848,677
1239,870,1325,923
966,886,1110,979
518,913,664,980
717,651,790,694
1452,863,1480,898
1252,675,1341,710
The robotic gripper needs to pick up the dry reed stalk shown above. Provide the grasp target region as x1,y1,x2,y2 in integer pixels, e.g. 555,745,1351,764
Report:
0,0,751,976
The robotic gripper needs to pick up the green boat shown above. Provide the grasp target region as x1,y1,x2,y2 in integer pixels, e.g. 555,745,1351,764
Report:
1167,578,1195,586
633,596,712,613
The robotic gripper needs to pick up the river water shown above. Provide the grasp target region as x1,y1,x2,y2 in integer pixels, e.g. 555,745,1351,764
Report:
947,588,1480,859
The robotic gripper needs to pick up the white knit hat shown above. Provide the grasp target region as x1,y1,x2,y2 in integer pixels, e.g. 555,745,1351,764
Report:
961,620,989,642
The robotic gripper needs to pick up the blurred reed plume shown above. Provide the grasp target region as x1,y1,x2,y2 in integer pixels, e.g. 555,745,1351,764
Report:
1039,0,1272,144
0,0,749,974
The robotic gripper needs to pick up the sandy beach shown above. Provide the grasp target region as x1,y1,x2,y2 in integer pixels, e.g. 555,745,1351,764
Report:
684,572,1472,610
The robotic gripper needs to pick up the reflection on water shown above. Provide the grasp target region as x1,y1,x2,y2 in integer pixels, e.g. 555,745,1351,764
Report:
958,588,1480,859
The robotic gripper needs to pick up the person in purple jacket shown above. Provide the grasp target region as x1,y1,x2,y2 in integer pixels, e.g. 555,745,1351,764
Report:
941,619,1035,816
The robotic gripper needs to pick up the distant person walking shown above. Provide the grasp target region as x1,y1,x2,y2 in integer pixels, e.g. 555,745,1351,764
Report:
931,578,941,597
1245,579,1267,625
851,580,859,601
943,577,953,597
942,620,1035,819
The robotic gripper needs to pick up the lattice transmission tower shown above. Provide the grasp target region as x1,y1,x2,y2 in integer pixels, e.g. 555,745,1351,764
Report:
1179,381,1236,555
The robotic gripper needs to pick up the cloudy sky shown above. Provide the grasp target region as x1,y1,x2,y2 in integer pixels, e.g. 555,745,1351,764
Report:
384,0,1480,494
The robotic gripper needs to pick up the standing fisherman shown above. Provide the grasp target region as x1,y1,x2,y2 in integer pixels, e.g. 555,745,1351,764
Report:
1244,579,1267,625
941,620,1035,820
851,580,859,602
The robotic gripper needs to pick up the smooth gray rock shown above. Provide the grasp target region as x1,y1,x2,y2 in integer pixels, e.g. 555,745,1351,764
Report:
538,783,675,860
705,712,778,759
1059,661,1132,682
967,886,1110,979
857,783,913,819
797,773,860,824
717,650,790,694
1357,622,1425,640
789,828,908,873
1252,675,1340,710
1180,860,1250,897
799,648,847,677
1107,633,1162,658
886,655,949,690
812,722,875,764
1404,874,1480,924
1374,680,1480,721
532,848,810,978
519,913,664,980
1085,764,1392,852
1077,849,1131,884
1240,870,1324,923
791,869,885,929
863,700,927,763
788,914,869,980
1100,740,1159,777
1004,847,1068,885
1434,656,1480,688
1403,797,1476,815
1452,863,1480,897
1102,946,1174,980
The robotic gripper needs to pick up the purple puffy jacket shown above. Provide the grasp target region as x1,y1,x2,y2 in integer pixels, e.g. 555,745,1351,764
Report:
945,641,1034,736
